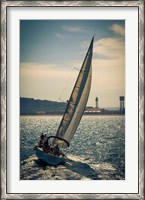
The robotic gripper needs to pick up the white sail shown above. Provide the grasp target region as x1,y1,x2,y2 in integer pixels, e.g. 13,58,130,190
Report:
53,37,94,147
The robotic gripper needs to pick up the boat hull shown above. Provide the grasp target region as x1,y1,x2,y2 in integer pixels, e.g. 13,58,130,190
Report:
35,147,65,166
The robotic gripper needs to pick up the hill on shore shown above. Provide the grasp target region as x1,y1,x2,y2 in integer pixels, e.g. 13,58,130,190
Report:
20,97,66,115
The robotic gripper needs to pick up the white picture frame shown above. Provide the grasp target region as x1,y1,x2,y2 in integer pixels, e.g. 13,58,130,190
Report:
1,0,144,199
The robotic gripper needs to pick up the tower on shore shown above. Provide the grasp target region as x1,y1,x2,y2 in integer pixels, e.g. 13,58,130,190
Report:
95,97,99,109
119,96,125,112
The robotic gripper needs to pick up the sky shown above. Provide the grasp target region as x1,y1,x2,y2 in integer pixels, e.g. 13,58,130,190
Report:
20,20,125,108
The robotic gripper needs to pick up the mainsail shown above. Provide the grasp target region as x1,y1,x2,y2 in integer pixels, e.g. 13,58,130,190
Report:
53,37,94,147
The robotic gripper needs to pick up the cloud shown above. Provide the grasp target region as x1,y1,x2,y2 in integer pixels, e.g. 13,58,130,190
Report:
20,62,78,101
110,24,125,36
20,63,78,79
62,25,90,33
55,33,64,39
20,63,57,71
88,36,125,107
93,37,125,60
81,41,89,49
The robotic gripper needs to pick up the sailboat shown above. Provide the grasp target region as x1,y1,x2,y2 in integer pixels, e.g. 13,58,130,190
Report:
35,37,94,165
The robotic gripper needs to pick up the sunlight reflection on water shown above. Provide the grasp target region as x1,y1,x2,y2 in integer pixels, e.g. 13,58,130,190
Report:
20,115,125,180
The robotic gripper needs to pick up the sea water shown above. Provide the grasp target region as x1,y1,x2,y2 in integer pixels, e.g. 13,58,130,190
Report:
20,115,125,180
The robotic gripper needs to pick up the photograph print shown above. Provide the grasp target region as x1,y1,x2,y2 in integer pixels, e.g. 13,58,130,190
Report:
20,20,125,180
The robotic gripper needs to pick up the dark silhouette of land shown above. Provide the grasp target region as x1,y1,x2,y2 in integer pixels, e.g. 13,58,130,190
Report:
20,97,66,115
20,97,125,115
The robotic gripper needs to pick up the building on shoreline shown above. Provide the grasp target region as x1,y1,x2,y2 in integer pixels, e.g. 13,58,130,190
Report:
84,96,125,115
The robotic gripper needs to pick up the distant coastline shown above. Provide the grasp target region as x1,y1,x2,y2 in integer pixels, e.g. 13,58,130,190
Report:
20,97,66,115
20,97,125,116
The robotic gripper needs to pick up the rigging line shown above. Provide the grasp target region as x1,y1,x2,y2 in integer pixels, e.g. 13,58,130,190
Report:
58,98,66,103
58,64,83,102
92,28,97,37
58,67,76,101
74,67,79,71
58,39,92,101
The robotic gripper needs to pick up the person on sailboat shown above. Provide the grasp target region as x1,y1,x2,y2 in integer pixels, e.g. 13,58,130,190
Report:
40,133,44,140
33,134,44,150
43,134,48,144
54,144,60,156
39,133,45,147
42,134,49,151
